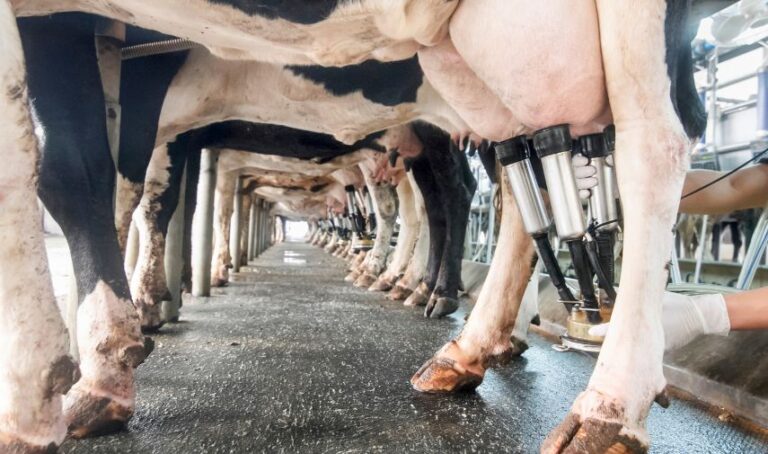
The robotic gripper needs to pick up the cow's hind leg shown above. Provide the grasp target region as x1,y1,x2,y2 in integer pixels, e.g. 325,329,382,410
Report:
0,5,80,451
130,140,187,330
424,141,476,318
20,14,147,438
542,2,691,452
412,166,533,392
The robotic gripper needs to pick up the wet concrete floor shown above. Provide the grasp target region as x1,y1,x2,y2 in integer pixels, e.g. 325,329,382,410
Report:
61,241,768,453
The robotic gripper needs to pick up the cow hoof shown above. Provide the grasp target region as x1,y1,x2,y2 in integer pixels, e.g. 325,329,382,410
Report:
344,270,360,282
388,283,413,301
0,437,57,454
410,341,484,393
354,273,377,288
368,276,394,292
137,304,164,333
541,390,650,454
403,283,430,307
210,277,228,288
44,355,81,397
64,386,133,439
424,296,459,318
118,336,154,368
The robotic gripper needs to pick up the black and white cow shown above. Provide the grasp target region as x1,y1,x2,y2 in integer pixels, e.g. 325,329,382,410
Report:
1,1,731,452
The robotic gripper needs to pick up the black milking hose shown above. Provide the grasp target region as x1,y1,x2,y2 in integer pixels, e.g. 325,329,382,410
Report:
585,236,618,302
533,234,576,312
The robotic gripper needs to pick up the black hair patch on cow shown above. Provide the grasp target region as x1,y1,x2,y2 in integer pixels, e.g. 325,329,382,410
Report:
118,25,189,183
20,13,131,300
665,0,707,140
286,57,423,106
195,121,385,161
477,141,498,185
206,0,342,24
155,136,191,236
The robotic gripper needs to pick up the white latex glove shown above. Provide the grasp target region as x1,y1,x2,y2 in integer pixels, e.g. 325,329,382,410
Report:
571,153,597,199
589,291,731,352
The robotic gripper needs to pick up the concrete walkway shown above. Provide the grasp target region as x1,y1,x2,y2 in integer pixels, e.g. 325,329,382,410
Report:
61,241,768,453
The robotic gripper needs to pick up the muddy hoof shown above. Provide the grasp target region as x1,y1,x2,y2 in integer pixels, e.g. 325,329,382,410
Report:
65,386,133,439
410,356,483,393
387,284,413,301
541,413,647,454
210,277,228,288
0,437,58,454
344,270,360,282
118,337,154,368
424,296,459,318
509,336,529,356
541,388,657,454
137,304,164,333
354,273,377,288
404,283,430,307
369,276,395,292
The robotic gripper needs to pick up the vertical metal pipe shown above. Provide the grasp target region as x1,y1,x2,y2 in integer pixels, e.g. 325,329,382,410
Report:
247,196,257,261
192,149,218,297
737,203,768,289
693,214,709,284
124,221,139,280
162,165,187,322
485,184,497,263
669,236,683,284
706,49,719,151
229,177,243,272
95,19,125,207
757,47,768,141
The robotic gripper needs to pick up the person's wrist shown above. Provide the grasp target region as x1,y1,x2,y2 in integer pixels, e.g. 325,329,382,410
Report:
693,293,731,335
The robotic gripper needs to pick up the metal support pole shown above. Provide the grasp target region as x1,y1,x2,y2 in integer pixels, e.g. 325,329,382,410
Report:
485,184,497,263
737,202,768,289
247,196,257,261
162,165,187,322
669,235,683,284
254,199,262,257
229,177,243,272
706,49,719,152
757,47,768,141
95,19,125,205
192,149,219,297
693,214,709,284
260,202,269,254
124,221,139,280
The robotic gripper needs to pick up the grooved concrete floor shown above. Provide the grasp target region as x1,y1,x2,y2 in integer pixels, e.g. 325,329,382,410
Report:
61,241,768,453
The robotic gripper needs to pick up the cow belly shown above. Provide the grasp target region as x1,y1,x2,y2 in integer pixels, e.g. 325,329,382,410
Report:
418,39,524,141
449,0,610,135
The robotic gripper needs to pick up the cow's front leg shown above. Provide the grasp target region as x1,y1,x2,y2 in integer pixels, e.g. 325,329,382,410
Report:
543,2,690,452
0,5,80,450
412,168,534,391
20,14,149,438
